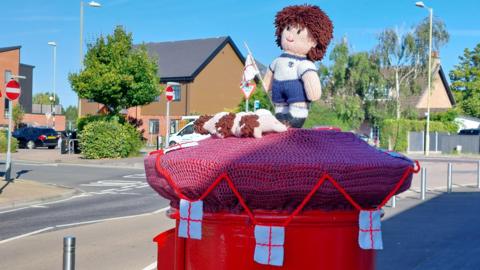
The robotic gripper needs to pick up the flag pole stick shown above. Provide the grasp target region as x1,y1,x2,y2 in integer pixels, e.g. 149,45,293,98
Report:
243,42,274,108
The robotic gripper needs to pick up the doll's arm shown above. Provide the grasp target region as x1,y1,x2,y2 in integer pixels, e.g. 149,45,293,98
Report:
263,69,273,92
302,71,321,101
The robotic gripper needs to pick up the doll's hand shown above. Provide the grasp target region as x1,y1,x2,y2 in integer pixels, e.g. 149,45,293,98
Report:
302,71,321,101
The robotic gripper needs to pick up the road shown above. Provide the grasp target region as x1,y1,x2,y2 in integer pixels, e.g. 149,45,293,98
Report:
0,161,169,242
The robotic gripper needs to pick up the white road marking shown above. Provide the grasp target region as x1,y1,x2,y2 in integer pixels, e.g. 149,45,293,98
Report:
31,205,49,208
0,227,54,244
0,207,170,245
142,262,157,270
0,206,31,215
80,180,144,187
14,162,59,167
123,173,146,179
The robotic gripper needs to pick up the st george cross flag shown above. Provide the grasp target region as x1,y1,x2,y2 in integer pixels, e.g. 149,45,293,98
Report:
254,225,285,266
178,199,203,240
240,54,259,99
358,210,383,250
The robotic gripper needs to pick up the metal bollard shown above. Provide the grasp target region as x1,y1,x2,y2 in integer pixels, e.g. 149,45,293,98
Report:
391,195,396,208
447,163,452,193
421,168,426,200
63,236,76,270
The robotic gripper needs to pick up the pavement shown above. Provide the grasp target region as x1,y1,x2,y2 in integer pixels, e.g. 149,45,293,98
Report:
0,179,76,210
0,147,155,210
0,209,174,270
0,148,150,169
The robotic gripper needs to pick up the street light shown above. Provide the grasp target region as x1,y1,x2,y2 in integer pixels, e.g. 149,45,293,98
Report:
48,41,57,129
79,0,101,117
415,1,433,156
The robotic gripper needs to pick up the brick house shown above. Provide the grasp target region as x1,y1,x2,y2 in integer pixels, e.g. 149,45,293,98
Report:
0,45,65,130
80,36,246,143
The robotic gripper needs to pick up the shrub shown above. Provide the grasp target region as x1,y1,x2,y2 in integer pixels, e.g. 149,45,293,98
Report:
77,115,117,132
379,119,458,151
80,121,143,159
304,102,354,131
0,130,18,153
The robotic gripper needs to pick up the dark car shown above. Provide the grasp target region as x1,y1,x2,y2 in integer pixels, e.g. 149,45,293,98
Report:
458,128,480,135
12,127,59,149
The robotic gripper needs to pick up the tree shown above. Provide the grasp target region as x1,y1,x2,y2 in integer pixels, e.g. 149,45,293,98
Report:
69,26,160,115
64,105,78,130
237,83,274,112
33,92,60,105
318,41,388,129
449,43,480,118
12,104,25,129
375,17,449,119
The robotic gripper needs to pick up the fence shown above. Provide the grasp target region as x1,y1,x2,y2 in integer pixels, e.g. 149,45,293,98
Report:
390,160,480,207
32,104,62,114
408,131,480,154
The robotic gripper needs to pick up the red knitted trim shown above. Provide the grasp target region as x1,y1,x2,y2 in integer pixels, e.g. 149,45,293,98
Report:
155,151,420,226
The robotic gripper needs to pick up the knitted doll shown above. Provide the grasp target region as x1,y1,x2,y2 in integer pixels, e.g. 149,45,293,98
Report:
263,5,333,128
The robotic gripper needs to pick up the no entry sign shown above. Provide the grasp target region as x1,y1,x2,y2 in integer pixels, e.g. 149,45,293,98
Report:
5,79,21,101
165,85,174,102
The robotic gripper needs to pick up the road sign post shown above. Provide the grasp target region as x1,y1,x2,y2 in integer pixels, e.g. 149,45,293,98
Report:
164,83,177,148
4,79,22,181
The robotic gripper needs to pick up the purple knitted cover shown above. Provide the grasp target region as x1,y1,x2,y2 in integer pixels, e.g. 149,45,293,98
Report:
145,129,414,212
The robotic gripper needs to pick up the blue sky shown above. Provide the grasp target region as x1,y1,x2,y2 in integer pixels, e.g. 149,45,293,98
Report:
2,0,480,107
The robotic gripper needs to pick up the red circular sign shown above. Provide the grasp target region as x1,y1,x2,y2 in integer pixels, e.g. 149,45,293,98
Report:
5,79,21,101
165,85,174,102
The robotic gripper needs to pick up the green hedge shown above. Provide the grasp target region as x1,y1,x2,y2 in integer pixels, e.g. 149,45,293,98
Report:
0,131,17,153
304,102,354,131
80,121,143,159
379,119,458,151
77,115,118,132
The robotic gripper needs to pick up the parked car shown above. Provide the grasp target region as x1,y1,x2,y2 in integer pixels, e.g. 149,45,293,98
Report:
12,127,59,149
458,128,480,135
168,122,210,146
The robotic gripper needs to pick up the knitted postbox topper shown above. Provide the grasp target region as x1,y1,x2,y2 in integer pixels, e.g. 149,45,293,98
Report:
145,129,414,213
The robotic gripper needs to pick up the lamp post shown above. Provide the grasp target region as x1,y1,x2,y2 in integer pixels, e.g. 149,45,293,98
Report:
48,41,57,129
79,1,101,117
415,1,433,156
49,96,54,128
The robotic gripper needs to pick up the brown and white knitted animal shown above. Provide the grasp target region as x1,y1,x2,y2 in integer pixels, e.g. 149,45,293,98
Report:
194,109,287,139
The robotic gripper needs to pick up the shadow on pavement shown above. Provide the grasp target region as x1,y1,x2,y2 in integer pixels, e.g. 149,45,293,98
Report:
0,180,12,194
377,192,480,270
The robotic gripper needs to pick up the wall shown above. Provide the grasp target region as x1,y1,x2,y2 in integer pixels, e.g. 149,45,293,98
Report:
0,49,20,126
188,42,244,114
22,113,66,131
19,64,33,113
141,83,188,116
416,70,453,110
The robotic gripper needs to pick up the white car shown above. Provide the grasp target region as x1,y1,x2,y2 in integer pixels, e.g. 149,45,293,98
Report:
168,122,210,146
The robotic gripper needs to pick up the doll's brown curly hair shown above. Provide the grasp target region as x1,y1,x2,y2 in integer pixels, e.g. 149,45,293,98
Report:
275,5,333,61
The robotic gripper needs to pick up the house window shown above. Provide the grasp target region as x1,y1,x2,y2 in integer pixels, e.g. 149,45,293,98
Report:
87,99,96,103
154,96,160,102
170,120,179,134
149,119,159,134
172,85,181,101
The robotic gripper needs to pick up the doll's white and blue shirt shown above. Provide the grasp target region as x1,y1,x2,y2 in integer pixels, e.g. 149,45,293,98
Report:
269,53,317,104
